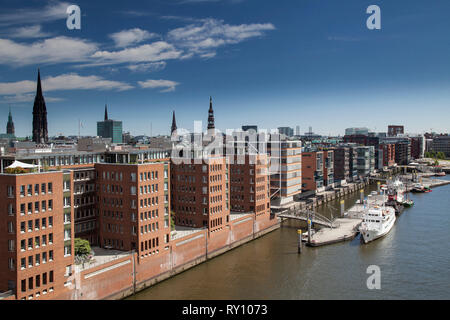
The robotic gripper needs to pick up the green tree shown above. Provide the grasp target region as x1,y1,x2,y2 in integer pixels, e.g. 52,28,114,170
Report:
74,238,91,256
170,211,176,231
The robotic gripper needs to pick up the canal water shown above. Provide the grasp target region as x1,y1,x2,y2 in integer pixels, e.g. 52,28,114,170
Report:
128,177,450,300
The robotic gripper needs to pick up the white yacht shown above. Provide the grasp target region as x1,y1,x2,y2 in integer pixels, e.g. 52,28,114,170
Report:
359,205,396,244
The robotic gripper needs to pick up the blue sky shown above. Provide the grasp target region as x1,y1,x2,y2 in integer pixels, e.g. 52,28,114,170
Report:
0,0,449,137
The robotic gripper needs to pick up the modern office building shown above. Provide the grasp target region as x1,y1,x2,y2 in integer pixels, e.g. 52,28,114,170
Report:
278,127,294,137
355,146,375,176
431,135,450,157
345,127,369,136
323,149,334,187
97,105,123,144
378,143,396,168
409,135,425,159
269,139,302,205
301,150,324,192
388,125,405,137
242,125,258,133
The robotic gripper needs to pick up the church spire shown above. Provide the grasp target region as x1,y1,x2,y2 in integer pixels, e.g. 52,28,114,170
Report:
171,110,177,135
207,96,215,130
104,104,109,120
32,68,48,144
36,68,43,98
6,105,14,136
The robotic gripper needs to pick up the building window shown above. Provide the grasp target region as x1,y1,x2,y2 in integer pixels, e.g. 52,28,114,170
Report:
8,239,15,252
48,183,53,193
8,203,14,216
7,221,14,234
8,185,15,198
64,245,71,256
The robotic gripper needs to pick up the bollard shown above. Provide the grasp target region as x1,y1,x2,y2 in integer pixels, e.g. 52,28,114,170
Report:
340,200,345,216
360,190,364,203
377,181,380,193
307,219,312,244
298,230,302,254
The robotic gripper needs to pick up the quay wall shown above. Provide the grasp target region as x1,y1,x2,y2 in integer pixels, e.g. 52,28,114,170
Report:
53,214,279,300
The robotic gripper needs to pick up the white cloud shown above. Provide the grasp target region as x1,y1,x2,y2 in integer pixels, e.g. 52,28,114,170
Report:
0,73,133,96
126,62,167,72
109,28,159,48
7,25,52,39
90,41,183,66
167,18,275,57
138,79,179,92
0,37,98,66
1,93,64,103
0,1,70,27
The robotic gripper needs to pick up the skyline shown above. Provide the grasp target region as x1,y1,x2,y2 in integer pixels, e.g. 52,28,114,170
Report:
1,0,449,137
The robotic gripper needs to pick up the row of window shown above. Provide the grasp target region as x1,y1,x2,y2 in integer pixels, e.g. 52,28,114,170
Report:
75,221,96,233
20,271,54,293
74,170,95,181
76,208,96,220
140,209,159,221
101,171,124,181
139,171,160,182
17,200,54,215
18,217,53,233
16,233,54,251
19,183,53,197
139,197,159,208
140,222,159,235
139,184,159,195
18,250,54,270
140,237,160,252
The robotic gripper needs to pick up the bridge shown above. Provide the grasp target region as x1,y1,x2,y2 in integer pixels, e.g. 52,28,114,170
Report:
278,208,338,228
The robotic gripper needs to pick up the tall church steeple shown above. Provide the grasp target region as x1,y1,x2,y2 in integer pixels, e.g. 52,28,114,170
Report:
6,105,15,135
207,96,215,130
171,110,177,135
104,104,109,120
32,69,48,144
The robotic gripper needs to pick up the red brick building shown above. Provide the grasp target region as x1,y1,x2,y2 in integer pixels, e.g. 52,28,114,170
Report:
229,154,271,218
95,162,171,261
301,150,324,192
171,156,230,235
0,171,74,300
378,143,396,168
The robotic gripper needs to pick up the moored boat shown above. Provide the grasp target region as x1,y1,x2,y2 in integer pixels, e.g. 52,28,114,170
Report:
359,205,396,244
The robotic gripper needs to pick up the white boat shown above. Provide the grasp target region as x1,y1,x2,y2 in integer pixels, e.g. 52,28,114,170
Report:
359,205,396,244
387,179,406,203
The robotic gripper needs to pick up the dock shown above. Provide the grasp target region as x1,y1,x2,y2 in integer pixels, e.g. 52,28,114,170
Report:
306,218,362,247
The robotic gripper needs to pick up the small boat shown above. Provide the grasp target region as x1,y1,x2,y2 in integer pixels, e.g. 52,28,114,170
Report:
435,172,446,177
402,199,414,207
411,183,426,193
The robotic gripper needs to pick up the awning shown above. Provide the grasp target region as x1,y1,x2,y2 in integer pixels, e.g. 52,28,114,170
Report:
6,160,38,169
